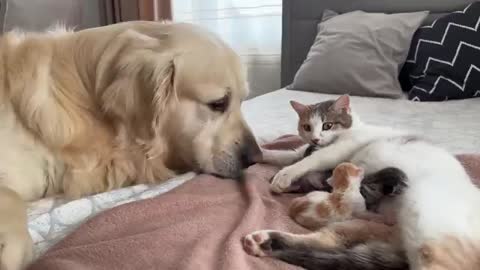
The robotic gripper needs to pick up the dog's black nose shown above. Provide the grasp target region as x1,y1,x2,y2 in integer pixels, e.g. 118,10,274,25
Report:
240,136,262,169
240,150,260,168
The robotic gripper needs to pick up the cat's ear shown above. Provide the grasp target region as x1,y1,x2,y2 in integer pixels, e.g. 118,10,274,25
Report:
332,95,351,113
290,100,308,115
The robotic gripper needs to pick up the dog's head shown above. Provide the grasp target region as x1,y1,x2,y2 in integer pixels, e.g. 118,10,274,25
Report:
96,22,261,179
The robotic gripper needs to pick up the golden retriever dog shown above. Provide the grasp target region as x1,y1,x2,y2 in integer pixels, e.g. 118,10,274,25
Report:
0,21,260,269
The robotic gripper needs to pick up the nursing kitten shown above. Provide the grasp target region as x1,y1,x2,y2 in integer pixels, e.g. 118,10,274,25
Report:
288,162,392,230
360,167,408,212
252,95,480,270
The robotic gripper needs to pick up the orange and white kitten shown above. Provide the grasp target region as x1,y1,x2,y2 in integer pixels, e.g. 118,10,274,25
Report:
288,162,391,229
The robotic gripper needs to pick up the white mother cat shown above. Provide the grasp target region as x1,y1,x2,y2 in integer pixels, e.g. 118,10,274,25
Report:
256,95,480,269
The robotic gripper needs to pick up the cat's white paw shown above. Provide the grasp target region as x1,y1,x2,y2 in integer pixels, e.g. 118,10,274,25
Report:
270,167,300,193
242,230,275,257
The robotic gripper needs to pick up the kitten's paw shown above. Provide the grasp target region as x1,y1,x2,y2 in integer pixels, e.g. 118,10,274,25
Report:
270,167,299,193
242,230,276,257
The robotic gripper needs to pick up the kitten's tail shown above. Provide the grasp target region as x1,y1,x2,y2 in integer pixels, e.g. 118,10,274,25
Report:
273,242,407,270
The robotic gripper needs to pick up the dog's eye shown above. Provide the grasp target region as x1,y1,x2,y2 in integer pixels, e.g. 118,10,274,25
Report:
322,122,333,131
208,96,229,112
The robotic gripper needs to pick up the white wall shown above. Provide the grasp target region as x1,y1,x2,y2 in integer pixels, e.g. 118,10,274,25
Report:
173,0,282,99
81,0,102,29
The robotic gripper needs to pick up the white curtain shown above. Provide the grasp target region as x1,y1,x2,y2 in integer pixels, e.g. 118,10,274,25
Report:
172,0,282,98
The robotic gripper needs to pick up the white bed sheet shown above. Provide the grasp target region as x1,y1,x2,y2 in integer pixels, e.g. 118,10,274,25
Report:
28,89,480,257
243,89,480,153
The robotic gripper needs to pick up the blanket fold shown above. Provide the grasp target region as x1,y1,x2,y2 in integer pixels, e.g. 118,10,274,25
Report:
28,136,480,270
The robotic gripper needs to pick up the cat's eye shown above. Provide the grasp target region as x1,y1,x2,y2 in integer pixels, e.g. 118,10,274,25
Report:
303,124,311,132
322,122,334,131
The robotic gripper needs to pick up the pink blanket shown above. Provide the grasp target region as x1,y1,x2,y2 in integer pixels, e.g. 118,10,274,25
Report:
28,136,480,270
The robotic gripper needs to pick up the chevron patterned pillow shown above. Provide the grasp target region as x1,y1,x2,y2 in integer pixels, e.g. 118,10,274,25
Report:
401,2,480,101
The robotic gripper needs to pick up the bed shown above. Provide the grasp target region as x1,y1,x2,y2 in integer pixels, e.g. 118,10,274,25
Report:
28,0,480,258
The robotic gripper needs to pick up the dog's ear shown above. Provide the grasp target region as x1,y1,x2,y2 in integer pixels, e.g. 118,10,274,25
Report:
150,56,177,137
97,29,177,139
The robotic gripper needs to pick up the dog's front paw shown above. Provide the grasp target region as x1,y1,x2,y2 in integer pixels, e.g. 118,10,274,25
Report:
242,230,276,257
270,167,300,193
0,230,33,270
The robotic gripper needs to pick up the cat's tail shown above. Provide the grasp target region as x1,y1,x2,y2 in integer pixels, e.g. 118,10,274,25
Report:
273,241,407,270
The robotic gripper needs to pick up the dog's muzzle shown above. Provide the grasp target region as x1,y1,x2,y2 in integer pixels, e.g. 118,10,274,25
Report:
212,134,261,179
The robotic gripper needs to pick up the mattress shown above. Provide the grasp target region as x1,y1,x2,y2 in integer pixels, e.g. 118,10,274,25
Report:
28,89,480,257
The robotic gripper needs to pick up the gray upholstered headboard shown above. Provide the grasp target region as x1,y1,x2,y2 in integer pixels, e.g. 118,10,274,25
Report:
281,0,477,87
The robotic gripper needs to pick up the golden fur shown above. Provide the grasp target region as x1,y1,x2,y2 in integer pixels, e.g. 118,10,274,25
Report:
0,21,260,269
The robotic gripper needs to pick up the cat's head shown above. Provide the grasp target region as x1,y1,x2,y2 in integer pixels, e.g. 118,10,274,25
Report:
327,162,364,192
290,95,353,146
290,95,353,147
